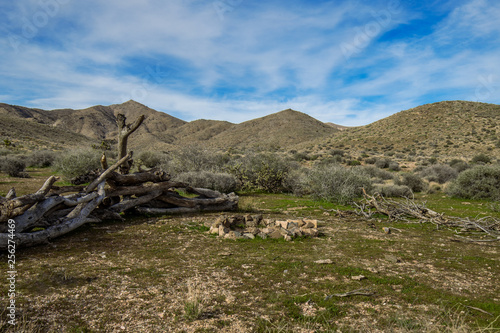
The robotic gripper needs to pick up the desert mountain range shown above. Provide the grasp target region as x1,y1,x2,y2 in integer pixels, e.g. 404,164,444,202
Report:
1,100,499,158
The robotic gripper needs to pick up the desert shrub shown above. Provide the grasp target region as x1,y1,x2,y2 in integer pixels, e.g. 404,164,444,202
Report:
0,148,12,156
53,149,102,181
27,150,57,168
0,156,29,178
448,159,469,173
136,151,167,168
329,149,345,157
427,184,442,194
364,157,377,164
359,165,394,181
375,158,391,169
388,161,400,171
375,184,413,198
419,164,458,184
164,146,230,175
347,160,361,166
230,153,295,193
471,153,491,164
175,171,239,193
446,165,500,201
395,173,427,193
294,165,373,204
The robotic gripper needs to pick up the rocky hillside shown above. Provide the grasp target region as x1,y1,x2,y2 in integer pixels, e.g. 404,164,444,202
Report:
1,100,499,159
325,101,500,159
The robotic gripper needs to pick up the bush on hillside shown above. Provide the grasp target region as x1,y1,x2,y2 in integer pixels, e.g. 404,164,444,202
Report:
358,165,394,181
53,149,102,182
0,156,29,178
419,164,458,184
27,150,57,168
175,171,239,193
446,165,500,201
375,158,391,169
292,165,373,204
163,146,230,175
448,159,470,173
230,153,295,193
471,153,491,164
374,184,413,198
395,173,427,193
136,151,167,168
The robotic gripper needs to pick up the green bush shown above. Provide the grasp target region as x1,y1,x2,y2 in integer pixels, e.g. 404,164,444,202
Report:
230,153,296,193
174,171,239,193
293,165,373,204
446,165,500,200
53,149,102,181
359,165,394,181
0,156,29,178
136,151,167,168
375,158,391,169
375,184,413,198
448,159,469,173
395,173,427,193
163,146,230,175
27,150,57,168
471,153,491,164
388,161,400,171
419,164,458,184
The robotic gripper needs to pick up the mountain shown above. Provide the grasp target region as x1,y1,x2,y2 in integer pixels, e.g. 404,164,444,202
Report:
1,100,499,159
207,109,338,149
328,100,500,159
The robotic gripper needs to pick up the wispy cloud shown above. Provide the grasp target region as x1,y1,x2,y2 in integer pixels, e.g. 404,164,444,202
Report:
0,0,499,125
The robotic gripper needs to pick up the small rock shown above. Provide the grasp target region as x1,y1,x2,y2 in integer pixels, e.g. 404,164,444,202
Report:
385,254,401,263
268,229,283,239
383,227,391,234
301,228,319,237
314,259,333,264
257,232,268,240
284,235,292,241
286,221,299,230
351,275,366,281
243,233,255,240
218,225,229,236
303,219,318,228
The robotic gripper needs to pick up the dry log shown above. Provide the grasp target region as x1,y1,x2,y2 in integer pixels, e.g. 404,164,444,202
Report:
0,182,106,249
85,152,133,193
109,190,163,213
105,181,186,197
117,114,144,174
107,169,171,186
157,192,234,208
0,176,58,223
6,188,16,199
136,193,239,215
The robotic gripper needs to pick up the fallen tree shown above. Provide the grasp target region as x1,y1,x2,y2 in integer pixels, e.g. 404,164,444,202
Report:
0,114,239,249
353,189,500,243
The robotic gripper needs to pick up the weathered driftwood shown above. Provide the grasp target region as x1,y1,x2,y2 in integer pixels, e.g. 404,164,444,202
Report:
0,164,239,249
355,190,499,242
0,113,239,249
117,114,144,174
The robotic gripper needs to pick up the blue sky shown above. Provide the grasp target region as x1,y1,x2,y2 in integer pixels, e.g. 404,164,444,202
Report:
0,0,499,126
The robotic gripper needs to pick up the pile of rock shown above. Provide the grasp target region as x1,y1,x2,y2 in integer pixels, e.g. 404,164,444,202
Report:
208,214,319,241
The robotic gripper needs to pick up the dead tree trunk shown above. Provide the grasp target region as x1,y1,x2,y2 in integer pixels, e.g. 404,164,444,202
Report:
116,113,144,174
0,112,240,249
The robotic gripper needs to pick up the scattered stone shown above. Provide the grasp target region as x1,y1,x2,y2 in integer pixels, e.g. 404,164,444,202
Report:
314,259,333,264
268,229,284,239
351,275,366,281
385,254,401,263
210,215,322,240
243,233,255,240
383,227,391,234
